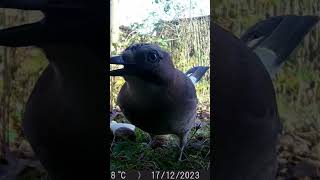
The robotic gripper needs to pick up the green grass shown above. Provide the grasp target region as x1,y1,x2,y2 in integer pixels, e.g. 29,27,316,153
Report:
110,117,210,171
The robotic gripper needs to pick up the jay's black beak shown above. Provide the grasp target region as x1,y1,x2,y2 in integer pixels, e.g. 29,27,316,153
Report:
110,55,136,76
0,0,104,47
0,0,48,47
110,55,125,65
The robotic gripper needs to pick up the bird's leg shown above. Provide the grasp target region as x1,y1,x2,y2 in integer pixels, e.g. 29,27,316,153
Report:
148,134,155,143
178,131,190,161
148,134,156,147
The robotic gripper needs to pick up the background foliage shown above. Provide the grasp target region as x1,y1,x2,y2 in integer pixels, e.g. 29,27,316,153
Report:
0,10,46,151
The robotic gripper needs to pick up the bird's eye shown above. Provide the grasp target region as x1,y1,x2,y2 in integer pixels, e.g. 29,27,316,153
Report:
147,52,159,63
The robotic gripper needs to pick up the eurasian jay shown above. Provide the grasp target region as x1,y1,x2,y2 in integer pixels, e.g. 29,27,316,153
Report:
110,43,209,161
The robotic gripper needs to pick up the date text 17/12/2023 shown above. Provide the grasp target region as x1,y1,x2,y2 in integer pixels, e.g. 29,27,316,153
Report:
110,171,210,180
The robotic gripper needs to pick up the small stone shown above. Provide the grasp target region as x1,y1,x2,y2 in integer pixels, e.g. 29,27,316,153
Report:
114,127,136,142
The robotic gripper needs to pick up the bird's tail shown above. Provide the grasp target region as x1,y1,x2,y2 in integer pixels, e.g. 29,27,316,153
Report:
241,15,319,78
185,66,209,84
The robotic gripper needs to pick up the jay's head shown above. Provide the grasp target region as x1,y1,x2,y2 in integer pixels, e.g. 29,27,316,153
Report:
0,0,107,46
110,43,176,85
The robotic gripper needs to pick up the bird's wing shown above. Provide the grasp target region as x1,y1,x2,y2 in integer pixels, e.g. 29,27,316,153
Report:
185,66,209,84
241,15,319,78
167,70,198,104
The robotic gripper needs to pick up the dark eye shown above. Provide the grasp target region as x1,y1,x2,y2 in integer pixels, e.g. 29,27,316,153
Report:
147,52,159,63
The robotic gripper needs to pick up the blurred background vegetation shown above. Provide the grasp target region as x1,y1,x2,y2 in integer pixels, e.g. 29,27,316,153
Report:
214,0,320,179
0,10,46,153
0,10,48,179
